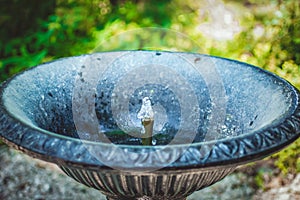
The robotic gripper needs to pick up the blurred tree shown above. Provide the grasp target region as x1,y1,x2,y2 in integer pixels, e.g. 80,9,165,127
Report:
276,0,300,65
0,0,55,39
0,0,55,81
109,0,172,27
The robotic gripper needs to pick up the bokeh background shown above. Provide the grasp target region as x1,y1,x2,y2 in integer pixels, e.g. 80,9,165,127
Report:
1,0,300,199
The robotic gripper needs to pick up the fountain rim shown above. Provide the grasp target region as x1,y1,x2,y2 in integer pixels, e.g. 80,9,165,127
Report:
0,51,300,170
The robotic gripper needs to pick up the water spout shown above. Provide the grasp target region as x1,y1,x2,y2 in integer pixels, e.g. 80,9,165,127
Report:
137,97,154,145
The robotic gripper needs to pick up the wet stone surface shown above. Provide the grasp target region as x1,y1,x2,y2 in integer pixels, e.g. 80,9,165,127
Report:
0,51,299,199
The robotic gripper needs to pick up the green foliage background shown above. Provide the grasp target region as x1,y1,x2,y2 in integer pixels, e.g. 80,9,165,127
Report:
1,0,300,176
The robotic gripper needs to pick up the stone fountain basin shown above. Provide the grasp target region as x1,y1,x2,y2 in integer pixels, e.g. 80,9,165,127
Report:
0,51,300,200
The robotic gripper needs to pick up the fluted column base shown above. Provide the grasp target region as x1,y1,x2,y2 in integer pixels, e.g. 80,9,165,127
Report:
106,196,186,200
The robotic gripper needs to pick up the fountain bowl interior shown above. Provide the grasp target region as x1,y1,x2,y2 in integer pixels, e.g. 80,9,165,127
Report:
0,51,300,200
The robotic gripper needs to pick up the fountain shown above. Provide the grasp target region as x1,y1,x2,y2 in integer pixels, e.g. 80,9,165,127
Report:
0,51,300,200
